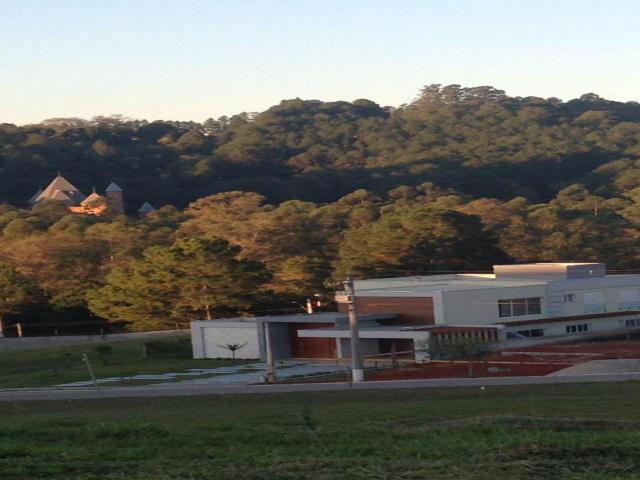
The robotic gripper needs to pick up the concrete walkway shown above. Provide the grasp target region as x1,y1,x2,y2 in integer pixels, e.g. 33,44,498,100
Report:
2,372,640,401
56,362,348,387
550,359,640,376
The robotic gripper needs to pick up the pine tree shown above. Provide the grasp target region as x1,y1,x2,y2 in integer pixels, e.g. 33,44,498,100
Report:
0,263,44,334
87,238,270,330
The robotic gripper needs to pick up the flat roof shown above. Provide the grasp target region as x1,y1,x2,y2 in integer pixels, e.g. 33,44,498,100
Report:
497,262,602,267
297,324,429,340
354,276,547,296
353,273,640,297
297,323,500,339
192,312,396,326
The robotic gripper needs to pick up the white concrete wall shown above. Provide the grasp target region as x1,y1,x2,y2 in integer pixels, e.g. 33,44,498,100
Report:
191,321,260,359
441,285,547,326
439,279,640,328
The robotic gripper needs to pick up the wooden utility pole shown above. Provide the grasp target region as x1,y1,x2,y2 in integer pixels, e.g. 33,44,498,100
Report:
341,277,364,382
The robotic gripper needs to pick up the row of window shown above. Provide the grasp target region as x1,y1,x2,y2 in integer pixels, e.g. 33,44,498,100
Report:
564,290,640,311
506,328,544,339
506,324,591,339
507,319,640,339
498,292,640,319
506,323,592,338
620,301,640,311
566,324,589,334
498,297,542,317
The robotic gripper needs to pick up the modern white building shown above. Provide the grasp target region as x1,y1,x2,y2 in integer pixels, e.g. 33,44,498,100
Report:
191,263,640,361
351,262,640,337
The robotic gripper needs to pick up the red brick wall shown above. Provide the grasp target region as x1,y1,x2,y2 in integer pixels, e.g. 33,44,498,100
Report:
341,296,435,326
289,323,336,359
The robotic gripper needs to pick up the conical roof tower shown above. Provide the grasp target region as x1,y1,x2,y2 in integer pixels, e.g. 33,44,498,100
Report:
138,202,157,216
105,181,124,214
33,174,85,205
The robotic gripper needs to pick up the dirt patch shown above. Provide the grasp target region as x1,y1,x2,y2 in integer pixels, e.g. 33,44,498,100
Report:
367,360,569,381
296,338,640,383
501,339,640,362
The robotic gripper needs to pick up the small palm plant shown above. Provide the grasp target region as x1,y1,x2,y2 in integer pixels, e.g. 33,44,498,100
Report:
217,341,248,360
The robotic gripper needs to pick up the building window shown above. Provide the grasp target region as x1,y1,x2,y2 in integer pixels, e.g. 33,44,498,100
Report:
498,297,542,317
527,297,542,315
618,290,640,311
584,292,606,314
563,293,576,303
584,304,607,314
619,302,640,311
498,300,512,317
566,324,590,334
507,328,545,339
512,298,527,316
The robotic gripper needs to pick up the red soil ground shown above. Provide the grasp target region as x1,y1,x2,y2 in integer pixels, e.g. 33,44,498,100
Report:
502,339,640,360
367,360,569,381
366,338,640,382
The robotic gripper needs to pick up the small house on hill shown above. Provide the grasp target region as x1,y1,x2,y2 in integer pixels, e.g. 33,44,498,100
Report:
28,174,156,217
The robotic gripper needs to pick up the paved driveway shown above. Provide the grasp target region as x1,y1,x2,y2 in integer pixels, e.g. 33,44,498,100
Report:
550,359,640,376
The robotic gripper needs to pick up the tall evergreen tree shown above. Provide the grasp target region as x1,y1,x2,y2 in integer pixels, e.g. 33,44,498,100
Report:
87,238,270,329
0,263,44,334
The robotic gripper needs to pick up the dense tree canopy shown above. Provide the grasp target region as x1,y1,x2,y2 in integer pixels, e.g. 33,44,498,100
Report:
4,85,640,208
0,263,43,332
2,84,640,332
87,238,270,329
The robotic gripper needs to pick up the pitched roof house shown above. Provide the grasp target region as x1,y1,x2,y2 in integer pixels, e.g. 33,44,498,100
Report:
30,174,86,205
29,175,123,215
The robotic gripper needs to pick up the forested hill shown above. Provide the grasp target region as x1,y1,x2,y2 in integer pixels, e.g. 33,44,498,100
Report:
3,84,640,209
2,84,640,331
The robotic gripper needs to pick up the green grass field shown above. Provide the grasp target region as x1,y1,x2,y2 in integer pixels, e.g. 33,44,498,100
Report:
0,336,249,388
2,382,640,479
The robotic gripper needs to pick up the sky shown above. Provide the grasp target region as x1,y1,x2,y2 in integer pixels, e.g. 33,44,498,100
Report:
1,0,640,125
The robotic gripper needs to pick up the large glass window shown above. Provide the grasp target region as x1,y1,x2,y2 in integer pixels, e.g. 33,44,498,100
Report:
618,289,640,311
527,297,541,315
584,292,606,314
506,328,544,339
512,298,527,316
498,300,512,317
497,297,542,317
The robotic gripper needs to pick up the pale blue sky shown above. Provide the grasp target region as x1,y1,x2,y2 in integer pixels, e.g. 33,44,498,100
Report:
1,0,639,124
